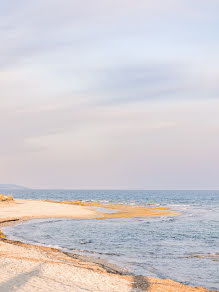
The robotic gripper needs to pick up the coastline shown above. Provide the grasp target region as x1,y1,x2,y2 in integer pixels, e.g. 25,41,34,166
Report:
0,199,216,292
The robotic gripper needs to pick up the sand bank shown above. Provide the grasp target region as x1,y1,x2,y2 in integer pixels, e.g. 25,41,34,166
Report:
0,199,179,225
0,199,215,292
45,199,180,219
0,199,99,226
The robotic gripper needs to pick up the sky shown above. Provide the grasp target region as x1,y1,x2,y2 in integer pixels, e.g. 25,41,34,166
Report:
0,0,219,189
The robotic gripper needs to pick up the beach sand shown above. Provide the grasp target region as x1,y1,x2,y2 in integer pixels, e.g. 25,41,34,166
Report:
45,200,180,219
0,199,215,292
0,199,99,224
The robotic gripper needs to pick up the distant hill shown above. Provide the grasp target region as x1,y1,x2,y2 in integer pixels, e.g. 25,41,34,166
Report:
0,184,30,190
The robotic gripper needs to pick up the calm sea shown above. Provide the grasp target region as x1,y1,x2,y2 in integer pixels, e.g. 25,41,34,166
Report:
2,190,219,290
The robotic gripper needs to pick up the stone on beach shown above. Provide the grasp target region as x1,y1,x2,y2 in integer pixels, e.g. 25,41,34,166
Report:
0,194,14,202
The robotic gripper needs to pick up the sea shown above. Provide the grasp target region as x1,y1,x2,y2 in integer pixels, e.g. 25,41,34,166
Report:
1,190,219,290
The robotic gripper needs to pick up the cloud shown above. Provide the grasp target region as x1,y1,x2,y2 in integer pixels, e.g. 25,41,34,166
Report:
0,0,219,188
1,0,219,71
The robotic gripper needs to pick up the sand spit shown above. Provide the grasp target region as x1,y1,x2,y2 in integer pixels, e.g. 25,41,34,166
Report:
0,199,215,292
45,200,180,219
0,199,100,225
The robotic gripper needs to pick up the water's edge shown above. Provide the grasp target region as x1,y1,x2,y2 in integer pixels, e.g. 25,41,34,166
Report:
1,190,218,290
0,217,131,276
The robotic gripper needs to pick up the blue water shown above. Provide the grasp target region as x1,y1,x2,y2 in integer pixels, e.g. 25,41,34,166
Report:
2,190,219,290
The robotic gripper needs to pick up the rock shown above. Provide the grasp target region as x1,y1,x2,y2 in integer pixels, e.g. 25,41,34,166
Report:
7,194,14,201
0,194,14,202
0,194,6,201
0,229,6,238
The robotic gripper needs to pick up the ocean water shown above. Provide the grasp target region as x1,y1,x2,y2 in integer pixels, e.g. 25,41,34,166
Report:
2,190,219,290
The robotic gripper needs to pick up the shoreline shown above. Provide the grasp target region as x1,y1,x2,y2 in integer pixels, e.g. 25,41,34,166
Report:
0,214,129,277
0,199,216,292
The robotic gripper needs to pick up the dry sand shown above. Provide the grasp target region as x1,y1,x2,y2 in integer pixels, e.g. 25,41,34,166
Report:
0,199,216,292
0,199,99,224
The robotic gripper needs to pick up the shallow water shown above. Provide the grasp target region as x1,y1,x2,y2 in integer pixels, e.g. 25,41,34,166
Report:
2,190,219,290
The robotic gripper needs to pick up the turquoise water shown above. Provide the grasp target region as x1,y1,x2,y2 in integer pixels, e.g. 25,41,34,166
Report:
2,190,219,290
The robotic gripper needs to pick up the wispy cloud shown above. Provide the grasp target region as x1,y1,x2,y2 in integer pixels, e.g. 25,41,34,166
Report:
0,0,219,188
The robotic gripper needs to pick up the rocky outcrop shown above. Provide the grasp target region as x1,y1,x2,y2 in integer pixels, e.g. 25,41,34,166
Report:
0,194,14,202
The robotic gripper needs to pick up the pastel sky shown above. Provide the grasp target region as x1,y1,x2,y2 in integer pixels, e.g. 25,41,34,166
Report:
1,0,219,189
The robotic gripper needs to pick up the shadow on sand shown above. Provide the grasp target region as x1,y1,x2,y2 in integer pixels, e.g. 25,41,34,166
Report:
0,265,41,292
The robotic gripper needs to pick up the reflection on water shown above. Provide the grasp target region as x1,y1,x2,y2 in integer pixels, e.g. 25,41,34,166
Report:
2,190,219,291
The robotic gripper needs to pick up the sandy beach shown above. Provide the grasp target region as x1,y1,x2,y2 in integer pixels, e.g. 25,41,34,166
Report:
0,199,99,224
0,199,216,292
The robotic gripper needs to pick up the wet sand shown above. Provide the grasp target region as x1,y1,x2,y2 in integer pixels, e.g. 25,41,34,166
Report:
45,199,180,219
0,199,215,292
